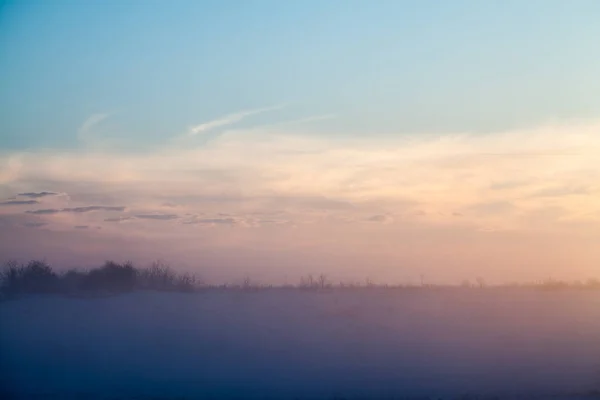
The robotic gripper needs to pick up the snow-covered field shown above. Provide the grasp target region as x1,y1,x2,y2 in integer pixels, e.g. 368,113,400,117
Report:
2,289,600,399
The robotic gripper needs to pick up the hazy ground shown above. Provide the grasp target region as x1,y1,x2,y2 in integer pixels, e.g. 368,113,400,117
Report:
2,289,600,399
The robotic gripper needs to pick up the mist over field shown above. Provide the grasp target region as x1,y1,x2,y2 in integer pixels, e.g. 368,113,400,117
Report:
2,287,600,399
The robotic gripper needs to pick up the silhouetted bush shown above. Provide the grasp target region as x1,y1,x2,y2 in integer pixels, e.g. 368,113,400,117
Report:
80,261,137,293
137,261,177,290
22,260,59,293
0,260,22,296
299,274,317,290
176,272,197,292
59,269,87,294
0,260,58,296
298,274,332,290
0,259,204,298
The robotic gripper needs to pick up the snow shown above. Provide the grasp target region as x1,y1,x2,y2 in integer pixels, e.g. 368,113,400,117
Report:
2,288,600,399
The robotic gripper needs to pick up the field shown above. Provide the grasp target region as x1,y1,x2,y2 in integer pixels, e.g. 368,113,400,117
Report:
2,288,600,399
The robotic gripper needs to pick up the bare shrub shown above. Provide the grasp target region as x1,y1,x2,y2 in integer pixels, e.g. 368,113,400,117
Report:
137,260,177,290
298,274,331,290
60,269,87,294
317,274,331,289
81,261,136,293
0,260,24,296
176,272,197,292
0,260,59,296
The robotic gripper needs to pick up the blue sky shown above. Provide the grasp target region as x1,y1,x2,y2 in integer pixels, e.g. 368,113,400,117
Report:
2,0,600,149
1,1,599,282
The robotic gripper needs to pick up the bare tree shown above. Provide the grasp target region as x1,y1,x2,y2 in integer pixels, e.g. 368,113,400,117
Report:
318,274,328,289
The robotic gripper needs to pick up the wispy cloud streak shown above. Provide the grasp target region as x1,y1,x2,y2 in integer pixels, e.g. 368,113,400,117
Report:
135,214,178,221
26,206,125,214
1,200,39,206
78,113,110,144
185,105,284,137
18,192,58,198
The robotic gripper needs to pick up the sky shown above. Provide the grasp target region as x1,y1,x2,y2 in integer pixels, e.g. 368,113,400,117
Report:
1,0,599,284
